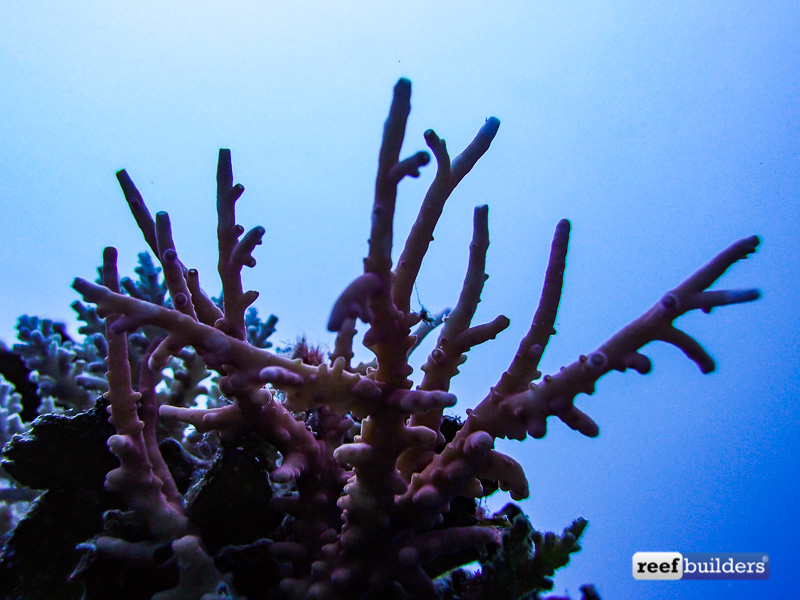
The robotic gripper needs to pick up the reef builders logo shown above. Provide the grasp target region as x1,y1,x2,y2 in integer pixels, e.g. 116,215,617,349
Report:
632,552,769,580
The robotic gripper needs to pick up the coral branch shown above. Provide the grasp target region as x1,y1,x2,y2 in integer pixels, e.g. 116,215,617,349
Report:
215,149,262,340
116,170,159,260
393,118,501,313
154,212,197,320
71,276,383,419
358,79,430,388
419,205,509,393
74,277,275,372
366,77,419,276
399,206,508,478
330,317,357,369
101,248,141,437
186,268,224,326
497,218,571,395
100,247,189,540
327,273,382,332
387,151,430,184
137,340,182,507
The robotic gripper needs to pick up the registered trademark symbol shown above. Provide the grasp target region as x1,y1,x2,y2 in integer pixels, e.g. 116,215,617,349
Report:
762,555,769,562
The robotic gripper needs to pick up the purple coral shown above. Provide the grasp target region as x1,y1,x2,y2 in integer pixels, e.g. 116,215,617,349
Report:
70,78,760,599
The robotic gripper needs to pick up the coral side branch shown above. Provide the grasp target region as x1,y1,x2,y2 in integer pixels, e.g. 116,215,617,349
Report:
159,387,323,485
419,205,508,394
116,169,159,259
186,267,225,326
137,338,183,507
393,117,501,313
497,218,571,395
154,212,198,320
387,151,430,184
327,273,382,332
450,117,501,183
673,235,760,297
331,317,357,369
101,248,134,415
215,148,262,340
440,206,492,339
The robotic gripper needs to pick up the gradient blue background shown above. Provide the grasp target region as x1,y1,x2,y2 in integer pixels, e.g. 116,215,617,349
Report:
1,2,797,597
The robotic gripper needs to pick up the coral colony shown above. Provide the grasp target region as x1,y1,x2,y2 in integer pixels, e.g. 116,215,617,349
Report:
0,79,760,599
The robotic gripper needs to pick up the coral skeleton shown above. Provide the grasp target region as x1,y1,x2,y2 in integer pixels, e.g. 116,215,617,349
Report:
1,78,759,599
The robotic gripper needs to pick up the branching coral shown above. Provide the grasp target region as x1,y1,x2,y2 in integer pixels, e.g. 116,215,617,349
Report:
3,78,759,600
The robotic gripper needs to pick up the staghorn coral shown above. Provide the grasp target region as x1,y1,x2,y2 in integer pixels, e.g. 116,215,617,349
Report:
1,78,760,599
0,375,38,537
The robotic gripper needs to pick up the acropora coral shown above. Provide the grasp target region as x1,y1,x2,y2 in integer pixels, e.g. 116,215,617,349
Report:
0,78,759,599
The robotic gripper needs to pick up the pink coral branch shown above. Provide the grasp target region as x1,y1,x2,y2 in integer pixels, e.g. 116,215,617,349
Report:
393,117,501,313
138,338,183,507
100,247,189,540
215,148,263,340
366,78,421,276
160,387,321,483
116,170,160,261
358,79,432,387
74,278,276,370
186,267,224,326
330,317,357,369
154,211,198,320
419,205,510,393
496,218,571,395
399,206,508,478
